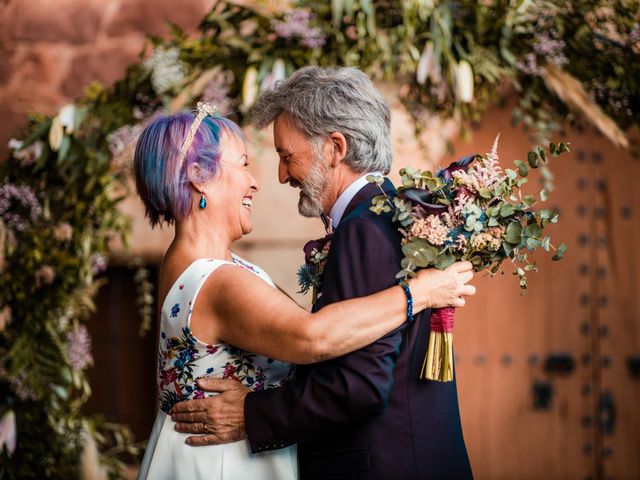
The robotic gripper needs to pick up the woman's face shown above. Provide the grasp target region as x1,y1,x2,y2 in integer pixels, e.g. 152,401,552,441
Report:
211,132,259,238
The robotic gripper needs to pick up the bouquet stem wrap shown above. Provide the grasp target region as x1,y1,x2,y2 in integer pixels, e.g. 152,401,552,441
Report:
421,306,455,382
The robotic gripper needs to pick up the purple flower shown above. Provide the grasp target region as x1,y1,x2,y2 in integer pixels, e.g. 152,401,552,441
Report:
399,189,449,216
0,183,42,231
193,389,205,399
272,9,325,49
90,254,108,274
201,71,235,115
66,325,93,370
437,154,477,182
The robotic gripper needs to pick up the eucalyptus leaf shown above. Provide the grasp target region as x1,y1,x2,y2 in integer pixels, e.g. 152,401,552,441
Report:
505,222,522,244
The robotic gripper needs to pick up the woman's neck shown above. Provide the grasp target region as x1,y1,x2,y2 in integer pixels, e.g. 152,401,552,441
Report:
172,218,234,261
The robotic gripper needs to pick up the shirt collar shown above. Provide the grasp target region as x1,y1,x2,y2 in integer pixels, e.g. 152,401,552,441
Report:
329,172,383,228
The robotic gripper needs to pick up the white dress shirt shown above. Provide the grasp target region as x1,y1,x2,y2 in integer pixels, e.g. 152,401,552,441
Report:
329,172,383,229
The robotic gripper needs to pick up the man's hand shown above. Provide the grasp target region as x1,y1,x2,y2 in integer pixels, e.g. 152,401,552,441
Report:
171,378,249,446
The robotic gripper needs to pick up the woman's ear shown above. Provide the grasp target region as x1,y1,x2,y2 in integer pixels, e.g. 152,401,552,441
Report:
328,132,347,168
187,162,206,193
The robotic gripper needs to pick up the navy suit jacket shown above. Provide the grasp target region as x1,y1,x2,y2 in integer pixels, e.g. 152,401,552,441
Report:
244,179,473,479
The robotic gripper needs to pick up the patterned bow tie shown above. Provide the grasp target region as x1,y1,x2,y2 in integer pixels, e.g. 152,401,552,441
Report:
321,214,334,235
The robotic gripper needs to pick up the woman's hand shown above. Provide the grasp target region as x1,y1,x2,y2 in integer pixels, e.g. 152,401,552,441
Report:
410,262,476,309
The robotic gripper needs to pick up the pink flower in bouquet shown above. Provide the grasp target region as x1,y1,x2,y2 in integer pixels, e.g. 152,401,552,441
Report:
407,215,450,246
452,136,506,193
471,227,505,251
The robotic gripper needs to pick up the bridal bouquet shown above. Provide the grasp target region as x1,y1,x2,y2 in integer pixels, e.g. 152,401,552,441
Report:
369,136,569,382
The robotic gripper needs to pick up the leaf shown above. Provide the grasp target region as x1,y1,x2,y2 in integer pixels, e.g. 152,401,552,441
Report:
57,136,71,163
500,203,515,217
479,188,492,199
527,237,542,249
402,239,438,267
552,243,568,261
434,253,456,270
505,169,517,181
540,189,549,201
367,175,384,185
505,222,522,244
527,151,539,168
518,162,529,177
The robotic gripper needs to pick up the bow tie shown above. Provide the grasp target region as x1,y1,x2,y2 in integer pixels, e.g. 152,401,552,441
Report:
320,214,333,234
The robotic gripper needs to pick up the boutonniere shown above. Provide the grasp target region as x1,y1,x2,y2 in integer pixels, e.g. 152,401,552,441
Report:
297,232,333,305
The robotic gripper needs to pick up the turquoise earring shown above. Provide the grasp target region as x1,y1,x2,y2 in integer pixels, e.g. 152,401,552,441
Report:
199,192,207,209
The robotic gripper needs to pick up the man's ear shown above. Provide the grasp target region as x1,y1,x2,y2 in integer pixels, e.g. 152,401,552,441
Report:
328,132,347,168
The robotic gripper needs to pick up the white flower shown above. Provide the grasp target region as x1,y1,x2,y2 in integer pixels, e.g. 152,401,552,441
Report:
143,47,188,95
0,410,16,457
454,60,474,103
242,66,259,109
58,104,76,134
48,116,64,151
7,139,23,151
416,42,434,85
260,59,287,92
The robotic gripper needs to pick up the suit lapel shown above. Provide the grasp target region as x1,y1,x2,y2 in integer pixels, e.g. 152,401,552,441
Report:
340,177,395,225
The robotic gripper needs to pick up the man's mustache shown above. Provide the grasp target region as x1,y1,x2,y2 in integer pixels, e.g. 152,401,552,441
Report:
288,179,302,189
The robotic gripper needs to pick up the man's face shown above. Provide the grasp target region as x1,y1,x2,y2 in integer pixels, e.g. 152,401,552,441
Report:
273,114,331,217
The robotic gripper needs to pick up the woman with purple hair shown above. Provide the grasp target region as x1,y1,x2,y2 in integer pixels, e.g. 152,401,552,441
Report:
135,103,471,479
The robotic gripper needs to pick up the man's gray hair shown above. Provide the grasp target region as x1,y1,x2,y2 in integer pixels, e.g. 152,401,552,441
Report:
250,66,392,175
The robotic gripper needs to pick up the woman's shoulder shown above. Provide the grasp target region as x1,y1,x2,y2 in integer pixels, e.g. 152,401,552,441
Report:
231,254,275,287
160,258,235,312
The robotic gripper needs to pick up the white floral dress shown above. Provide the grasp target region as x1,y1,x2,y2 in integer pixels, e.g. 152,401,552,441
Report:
138,256,297,480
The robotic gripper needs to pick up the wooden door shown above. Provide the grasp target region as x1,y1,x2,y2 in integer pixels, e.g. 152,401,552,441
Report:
588,136,640,480
83,264,159,442
450,102,639,480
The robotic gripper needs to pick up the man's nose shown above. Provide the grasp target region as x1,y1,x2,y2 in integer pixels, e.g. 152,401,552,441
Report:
278,159,290,184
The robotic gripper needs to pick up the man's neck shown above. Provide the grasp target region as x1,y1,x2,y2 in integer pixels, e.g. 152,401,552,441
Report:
322,168,362,216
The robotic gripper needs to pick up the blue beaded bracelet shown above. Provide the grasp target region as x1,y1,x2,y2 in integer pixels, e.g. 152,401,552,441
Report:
398,280,414,322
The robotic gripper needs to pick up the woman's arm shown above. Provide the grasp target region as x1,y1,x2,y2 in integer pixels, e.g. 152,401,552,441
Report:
192,261,475,365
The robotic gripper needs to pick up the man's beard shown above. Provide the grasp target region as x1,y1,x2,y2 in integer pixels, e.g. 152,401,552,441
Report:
297,153,330,218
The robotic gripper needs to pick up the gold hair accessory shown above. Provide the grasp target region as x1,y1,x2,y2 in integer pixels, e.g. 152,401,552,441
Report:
177,102,219,171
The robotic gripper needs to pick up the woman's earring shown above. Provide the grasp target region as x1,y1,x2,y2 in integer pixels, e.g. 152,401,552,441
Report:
199,192,207,209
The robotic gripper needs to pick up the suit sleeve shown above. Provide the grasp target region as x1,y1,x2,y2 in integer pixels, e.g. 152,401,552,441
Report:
244,218,408,453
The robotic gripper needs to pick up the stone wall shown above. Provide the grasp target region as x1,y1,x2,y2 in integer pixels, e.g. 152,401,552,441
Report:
0,0,216,157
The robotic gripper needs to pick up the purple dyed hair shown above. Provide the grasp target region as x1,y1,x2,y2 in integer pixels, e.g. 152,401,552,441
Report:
133,112,244,228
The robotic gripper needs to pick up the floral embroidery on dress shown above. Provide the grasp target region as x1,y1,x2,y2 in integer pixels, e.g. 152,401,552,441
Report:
156,258,295,413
